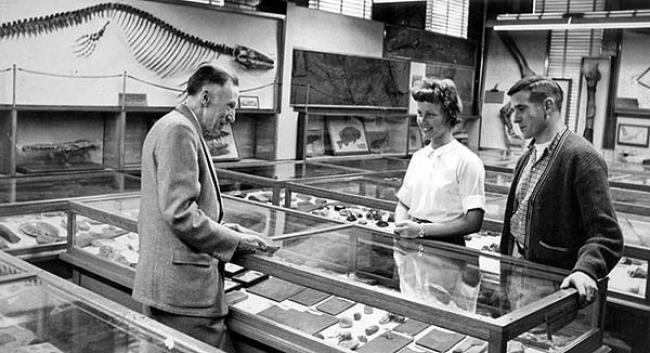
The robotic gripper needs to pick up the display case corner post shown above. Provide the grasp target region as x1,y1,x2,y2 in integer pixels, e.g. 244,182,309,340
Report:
66,209,77,248
12,64,17,108
488,331,507,353
301,83,311,163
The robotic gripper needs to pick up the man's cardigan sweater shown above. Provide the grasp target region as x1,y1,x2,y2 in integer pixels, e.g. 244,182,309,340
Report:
500,129,623,280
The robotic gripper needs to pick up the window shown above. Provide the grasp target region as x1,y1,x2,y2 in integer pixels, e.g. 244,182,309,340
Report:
309,0,372,19
425,0,469,39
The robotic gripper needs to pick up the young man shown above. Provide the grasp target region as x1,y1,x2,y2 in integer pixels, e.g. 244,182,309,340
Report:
501,75,623,305
133,65,270,352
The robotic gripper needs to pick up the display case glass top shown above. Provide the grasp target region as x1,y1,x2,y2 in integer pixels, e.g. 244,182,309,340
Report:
0,252,225,353
314,157,410,172
219,161,361,181
293,174,403,202
0,171,140,204
72,194,343,238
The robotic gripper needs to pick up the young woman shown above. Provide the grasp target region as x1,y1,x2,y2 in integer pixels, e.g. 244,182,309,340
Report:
394,78,485,245
393,78,486,313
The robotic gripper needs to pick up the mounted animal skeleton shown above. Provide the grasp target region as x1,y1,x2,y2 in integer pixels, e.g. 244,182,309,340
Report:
0,2,275,78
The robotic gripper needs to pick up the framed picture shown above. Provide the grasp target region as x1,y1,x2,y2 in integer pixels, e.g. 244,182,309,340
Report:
364,118,391,153
238,96,259,109
408,126,423,152
305,129,325,157
576,56,612,150
551,78,572,126
204,123,239,161
327,117,369,155
617,124,650,147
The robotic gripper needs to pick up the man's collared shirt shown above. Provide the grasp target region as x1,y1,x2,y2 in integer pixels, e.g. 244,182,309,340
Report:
510,126,567,255
397,139,485,223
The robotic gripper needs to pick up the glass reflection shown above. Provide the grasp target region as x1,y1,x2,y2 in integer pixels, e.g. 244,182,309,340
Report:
0,172,140,204
321,158,410,172
393,239,481,314
0,280,197,353
272,229,571,319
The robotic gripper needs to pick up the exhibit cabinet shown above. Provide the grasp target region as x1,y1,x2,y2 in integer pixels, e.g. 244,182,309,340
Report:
0,1,285,176
0,104,280,176
290,49,416,161
283,171,506,232
57,192,609,353
0,250,228,353
219,160,649,310
0,172,140,261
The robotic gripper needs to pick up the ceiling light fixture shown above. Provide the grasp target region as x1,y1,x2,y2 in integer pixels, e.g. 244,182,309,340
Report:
490,9,650,31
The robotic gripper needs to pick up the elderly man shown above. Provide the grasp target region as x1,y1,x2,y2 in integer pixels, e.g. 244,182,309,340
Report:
501,75,623,306
134,65,269,352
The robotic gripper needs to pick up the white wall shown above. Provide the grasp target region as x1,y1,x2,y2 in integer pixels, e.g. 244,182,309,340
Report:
276,3,385,160
617,30,650,109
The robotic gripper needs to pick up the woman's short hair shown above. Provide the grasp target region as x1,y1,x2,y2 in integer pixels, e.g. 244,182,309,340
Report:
187,65,239,96
507,75,563,111
411,78,463,126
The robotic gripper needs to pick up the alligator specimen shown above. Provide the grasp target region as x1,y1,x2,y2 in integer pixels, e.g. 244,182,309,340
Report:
0,3,275,77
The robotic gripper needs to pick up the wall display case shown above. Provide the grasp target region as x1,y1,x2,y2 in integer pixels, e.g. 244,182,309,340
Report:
298,112,415,160
0,106,126,175
0,251,227,353
58,195,609,353
0,171,140,204
0,0,285,175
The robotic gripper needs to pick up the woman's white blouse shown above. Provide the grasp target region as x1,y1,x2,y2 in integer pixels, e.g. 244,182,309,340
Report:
397,140,486,223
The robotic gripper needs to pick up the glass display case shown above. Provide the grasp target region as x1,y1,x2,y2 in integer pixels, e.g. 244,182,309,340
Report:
0,171,140,260
0,250,227,353
0,207,68,259
0,170,140,204
58,194,609,353
61,194,349,287
234,226,608,353
284,173,506,239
